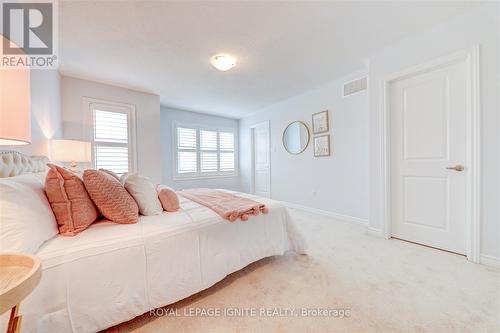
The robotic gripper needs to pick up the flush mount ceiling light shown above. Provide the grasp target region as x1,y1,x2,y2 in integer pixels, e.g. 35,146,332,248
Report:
210,54,237,71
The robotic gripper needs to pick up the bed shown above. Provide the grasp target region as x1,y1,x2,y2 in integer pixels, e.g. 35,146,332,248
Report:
0,152,305,333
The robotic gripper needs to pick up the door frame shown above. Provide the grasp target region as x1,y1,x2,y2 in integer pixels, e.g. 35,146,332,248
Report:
380,46,481,262
250,121,271,197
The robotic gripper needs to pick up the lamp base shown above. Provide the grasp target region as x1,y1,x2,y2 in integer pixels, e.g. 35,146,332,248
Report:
69,161,78,172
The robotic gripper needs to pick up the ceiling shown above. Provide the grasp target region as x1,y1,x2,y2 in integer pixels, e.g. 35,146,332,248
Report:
59,1,480,118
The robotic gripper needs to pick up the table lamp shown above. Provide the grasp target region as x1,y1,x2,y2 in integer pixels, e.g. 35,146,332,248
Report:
0,35,31,145
51,139,91,171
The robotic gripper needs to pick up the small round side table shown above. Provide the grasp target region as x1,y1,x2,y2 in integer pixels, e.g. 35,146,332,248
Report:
0,254,41,333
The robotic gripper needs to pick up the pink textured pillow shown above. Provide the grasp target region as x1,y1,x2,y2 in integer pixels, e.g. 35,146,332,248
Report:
99,168,119,181
45,164,99,235
83,169,139,224
157,185,180,212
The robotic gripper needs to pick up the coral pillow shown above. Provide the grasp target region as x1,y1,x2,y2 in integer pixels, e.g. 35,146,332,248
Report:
45,164,99,235
83,169,139,224
157,185,180,212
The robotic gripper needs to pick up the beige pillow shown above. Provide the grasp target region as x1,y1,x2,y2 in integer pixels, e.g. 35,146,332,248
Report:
123,173,163,216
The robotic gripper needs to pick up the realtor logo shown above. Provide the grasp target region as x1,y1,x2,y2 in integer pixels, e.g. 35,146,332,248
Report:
1,0,58,68
3,2,53,54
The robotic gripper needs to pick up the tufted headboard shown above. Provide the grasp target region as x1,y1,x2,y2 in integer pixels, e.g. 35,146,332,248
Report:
0,151,49,178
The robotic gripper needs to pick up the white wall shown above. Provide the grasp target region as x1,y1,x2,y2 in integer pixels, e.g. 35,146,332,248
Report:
61,76,162,183
368,3,500,258
3,69,61,156
160,107,240,190
240,69,369,221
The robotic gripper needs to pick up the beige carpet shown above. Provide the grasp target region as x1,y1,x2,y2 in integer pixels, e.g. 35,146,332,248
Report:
103,208,500,333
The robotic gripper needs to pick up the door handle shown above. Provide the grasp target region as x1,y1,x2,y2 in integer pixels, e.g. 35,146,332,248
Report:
446,165,464,172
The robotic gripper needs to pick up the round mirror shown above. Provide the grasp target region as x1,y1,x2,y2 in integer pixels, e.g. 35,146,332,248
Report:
283,121,310,154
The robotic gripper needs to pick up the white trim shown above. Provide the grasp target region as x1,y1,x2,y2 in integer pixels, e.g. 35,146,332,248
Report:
249,121,271,197
82,97,137,174
380,46,481,262
366,227,385,238
282,201,368,225
467,46,481,263
479,254,500,268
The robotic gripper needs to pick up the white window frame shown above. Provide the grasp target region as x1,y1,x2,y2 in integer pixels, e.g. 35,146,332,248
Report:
172,121,238,180
83,97,137,174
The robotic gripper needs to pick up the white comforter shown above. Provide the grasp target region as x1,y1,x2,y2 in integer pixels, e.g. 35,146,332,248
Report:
1,192,305,333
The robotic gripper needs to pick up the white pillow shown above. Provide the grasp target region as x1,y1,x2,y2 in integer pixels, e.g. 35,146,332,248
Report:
0,172,59,254
122,173,162,216
119,172,129,185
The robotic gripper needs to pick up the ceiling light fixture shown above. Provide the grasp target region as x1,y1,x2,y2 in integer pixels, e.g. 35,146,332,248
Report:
210,54,237,71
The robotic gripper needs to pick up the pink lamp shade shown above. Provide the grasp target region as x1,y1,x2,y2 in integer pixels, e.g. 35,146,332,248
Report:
0,35,31,145
51,140,91,163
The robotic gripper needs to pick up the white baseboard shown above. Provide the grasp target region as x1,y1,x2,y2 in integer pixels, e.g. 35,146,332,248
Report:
366,227,386,238
281,201,368,225
480,254,500,268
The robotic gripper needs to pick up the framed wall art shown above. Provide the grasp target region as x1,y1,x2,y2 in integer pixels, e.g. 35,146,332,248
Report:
312,110,329,134
314,134,330,157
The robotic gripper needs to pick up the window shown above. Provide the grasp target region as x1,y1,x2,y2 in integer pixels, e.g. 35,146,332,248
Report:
88,99,136,176
174,122,236,178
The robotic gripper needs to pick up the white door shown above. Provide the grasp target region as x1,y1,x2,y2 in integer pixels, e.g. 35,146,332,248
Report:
390,59,467,254
252,121,271,198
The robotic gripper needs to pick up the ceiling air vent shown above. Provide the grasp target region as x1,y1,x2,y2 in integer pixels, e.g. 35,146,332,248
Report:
343,77,367,97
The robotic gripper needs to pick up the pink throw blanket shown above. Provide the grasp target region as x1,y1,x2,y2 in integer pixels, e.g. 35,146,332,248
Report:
179,188,268,222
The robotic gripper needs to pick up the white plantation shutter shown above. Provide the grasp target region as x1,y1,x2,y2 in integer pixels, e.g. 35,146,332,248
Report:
176,127,197,174
200,152,217,173
174,123,236,178
200,130,217,173
200,130,217,150
94,110,128,143
94,146,129,175
92,107,133,176
177,127,197,149
220,152,235,171
177,151,197,173
219,132,235,172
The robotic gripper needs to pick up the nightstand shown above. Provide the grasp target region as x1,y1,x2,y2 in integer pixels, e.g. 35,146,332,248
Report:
0,254,41,333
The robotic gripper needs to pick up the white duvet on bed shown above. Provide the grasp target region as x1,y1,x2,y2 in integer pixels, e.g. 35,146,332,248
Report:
1,191,305,333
